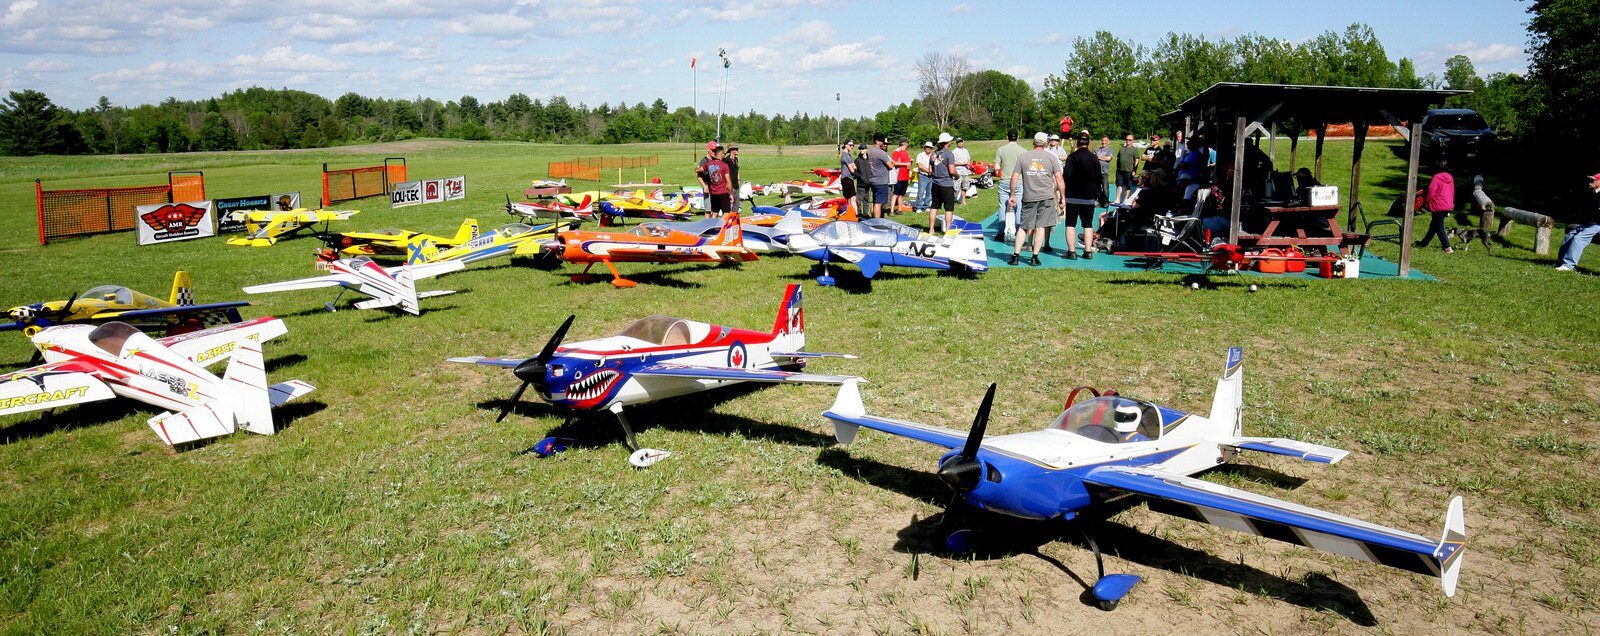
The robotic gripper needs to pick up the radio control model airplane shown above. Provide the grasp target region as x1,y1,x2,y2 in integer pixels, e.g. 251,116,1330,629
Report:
507,194,596,222
596,191,695,222
782,217,989,286
769,169,843,196
449,284,857,465
242,249,466,316
316,218,480,258
226,208,360,247
0,317,315,447
823,348,1467,610
545,212,758,288
3,271,248,338
410,221,580,264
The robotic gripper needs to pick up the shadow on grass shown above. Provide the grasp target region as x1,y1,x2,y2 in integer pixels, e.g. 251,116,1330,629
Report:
1104,274,1308,291
559,264,729,289
477,382,831,456
0,400,142,444
820,449,1376,624
778,267,941,294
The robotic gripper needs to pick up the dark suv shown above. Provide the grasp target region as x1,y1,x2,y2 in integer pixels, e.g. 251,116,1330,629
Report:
1420,109,1495,164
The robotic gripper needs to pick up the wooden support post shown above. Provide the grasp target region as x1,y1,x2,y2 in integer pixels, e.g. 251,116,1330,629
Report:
1399,121,1423,277
1313,125,1326,182
1289,132,1300,173
1348,120,1367,233
1229,115,1247,245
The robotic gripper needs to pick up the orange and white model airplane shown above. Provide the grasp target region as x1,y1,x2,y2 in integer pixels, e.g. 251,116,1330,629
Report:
546,212,758,288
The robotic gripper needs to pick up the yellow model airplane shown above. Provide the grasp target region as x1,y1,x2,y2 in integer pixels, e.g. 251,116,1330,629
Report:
2,271,249,338
226,208,360,247
405,219,580,264
317,218,480,258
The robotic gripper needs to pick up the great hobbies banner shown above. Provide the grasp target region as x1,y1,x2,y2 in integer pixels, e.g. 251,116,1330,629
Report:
136,201,215,245
215,192,301,232
390,176,465,208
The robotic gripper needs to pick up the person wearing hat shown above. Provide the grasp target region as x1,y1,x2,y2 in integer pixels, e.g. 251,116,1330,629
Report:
928,133,959,232
1556,172,1600,271
1048,134,1066,162
701,145,733,219
1007,132,1065,266
914,141,935,212
838,140,858,203
695,140,719,192
952,137,972,205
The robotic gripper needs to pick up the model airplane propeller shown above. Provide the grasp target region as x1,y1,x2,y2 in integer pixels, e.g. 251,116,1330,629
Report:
450,285,858,466
824,348,1467,610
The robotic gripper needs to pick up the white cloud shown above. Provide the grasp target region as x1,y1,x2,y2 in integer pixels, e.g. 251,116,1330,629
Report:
1043,32,1068,46
948,3,972,14
22,58,73,72
284,14,366,42
329,40,403,56
1,0,37,27
1443,41,1523,64
231,46,346,72
798,42,891,72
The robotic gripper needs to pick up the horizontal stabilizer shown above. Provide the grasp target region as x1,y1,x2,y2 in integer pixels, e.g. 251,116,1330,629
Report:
416,290,457,299
353,296,400,310
446,356,526,368
769,351,859,360
149,401,236,447
268,380,316,407
1215,436,1349,464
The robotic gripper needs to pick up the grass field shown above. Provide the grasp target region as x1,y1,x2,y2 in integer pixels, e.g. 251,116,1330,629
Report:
1,139,1596,634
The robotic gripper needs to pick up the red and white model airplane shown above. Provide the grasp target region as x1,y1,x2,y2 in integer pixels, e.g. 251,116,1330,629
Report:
242,252,465,316
448,284,856,465
0,317,315,447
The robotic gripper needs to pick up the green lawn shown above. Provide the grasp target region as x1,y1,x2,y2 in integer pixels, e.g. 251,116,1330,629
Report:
0,139,1595,634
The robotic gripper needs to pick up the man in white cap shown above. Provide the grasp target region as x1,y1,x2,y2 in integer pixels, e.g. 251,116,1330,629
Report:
928,133,959,232
913,140,934,212
1007,132,1065,266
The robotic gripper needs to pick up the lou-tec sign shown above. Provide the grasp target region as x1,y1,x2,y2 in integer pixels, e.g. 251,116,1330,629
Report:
136,201,215,245
390,176,465,209
390,180,423,208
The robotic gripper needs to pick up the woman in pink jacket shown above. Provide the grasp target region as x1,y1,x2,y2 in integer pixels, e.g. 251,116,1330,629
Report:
1415,160,1456,253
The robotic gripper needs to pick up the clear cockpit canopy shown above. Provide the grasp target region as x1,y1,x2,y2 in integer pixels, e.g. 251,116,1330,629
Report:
83,285,133,305
1049,395,1164,443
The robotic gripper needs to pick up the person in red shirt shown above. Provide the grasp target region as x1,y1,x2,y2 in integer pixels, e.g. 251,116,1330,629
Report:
890,138,912,213
703,146,733,219
1414,159,1456,253
1060,114,1073,135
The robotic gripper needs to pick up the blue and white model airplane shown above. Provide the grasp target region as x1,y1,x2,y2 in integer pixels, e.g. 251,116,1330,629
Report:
780,217,988,286
823,348,1466,610
449,284,858,466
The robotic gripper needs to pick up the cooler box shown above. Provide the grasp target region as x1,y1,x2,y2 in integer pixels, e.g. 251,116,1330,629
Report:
1309,186,1339,207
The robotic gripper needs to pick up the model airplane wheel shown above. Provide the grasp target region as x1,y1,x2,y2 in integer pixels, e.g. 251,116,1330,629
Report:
944,528,976,554
323,302,338,312
816,275,836,287
1096,599,1120,611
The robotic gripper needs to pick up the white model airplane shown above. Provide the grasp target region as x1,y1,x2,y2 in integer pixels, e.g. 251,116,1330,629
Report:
242,248,465,316
0,317,315,447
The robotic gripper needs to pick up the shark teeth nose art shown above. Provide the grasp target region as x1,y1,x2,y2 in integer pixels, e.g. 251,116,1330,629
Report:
566,370,619,401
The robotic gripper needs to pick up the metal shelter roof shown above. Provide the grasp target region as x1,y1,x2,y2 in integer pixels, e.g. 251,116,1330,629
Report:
1164,83,1469,125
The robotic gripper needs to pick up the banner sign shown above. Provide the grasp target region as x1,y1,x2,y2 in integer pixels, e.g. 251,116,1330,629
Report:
443,176,466,201
389,176,464,208
136,201,215,245
215,192,299,232
422,179,444,204
390,180,423,208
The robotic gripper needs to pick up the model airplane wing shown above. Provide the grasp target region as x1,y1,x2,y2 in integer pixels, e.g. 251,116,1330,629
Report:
0,360,117,417
242,273,354,294
159,316,289,367
631,363,858,384
445,356,526,368
1080,464,1466,596
87,301,251,322
1212,436,1350,464
403,259,467,281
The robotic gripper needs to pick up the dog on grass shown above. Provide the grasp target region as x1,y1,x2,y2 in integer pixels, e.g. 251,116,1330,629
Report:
1445,227,1493,253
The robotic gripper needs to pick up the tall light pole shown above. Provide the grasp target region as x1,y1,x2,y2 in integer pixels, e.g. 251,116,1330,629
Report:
715,48,731,142
835,93,841,147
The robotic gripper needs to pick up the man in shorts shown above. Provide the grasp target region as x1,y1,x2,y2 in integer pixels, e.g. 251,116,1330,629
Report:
952,137,972,204
867,133,896,219
1063,133,1105,259
914,141,934,211
703,145,732,218
928,133,959,232
890,138,911,214
838,140,857,203
1008,132,1064,266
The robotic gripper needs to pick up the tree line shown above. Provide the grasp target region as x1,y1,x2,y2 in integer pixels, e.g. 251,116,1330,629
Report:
1,8,1593,163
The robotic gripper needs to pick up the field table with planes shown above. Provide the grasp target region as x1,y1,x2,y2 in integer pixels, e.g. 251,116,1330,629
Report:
0,139,1597,634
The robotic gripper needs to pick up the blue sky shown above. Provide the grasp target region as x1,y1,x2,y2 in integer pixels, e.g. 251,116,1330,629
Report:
0,0,1533,116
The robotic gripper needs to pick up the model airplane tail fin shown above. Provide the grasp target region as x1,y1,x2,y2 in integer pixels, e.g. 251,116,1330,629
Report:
222,339,276,435
453,218,481,244
771,283,804,346
1438,496,1467,597
710,212,744,247
170,271,194,306
391,266,423,315
406,237,442,266
1208,346,1244,437
837,205,859,222
773,208,805,237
